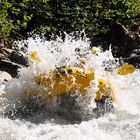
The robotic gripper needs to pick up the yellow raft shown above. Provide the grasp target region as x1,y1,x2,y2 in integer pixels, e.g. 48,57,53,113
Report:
27,66,115,101
26,51,135,102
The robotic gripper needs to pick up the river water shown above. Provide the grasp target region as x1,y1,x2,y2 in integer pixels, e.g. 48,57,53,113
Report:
0,36,140,140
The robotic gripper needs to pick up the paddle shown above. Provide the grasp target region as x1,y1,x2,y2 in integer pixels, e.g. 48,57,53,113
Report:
117,64,135,75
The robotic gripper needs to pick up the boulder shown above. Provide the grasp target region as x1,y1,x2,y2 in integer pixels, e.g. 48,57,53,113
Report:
122,49,140,68
0,71,12,83
104,22,140,67
106,22,140,58
0,60,24,78
9,51,29,66
0,48,29,66
0,48,12,61
0,47,29,77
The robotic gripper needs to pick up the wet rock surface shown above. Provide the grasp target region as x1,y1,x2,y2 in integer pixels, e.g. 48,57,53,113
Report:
0,47,29,78
0,60,23,78
105,22,140,67
0,71,12,83
9,51,29,66
107,22,140,57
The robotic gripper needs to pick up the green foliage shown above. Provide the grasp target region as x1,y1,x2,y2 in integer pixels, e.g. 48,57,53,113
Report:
0,0,32,44
0,0,140,44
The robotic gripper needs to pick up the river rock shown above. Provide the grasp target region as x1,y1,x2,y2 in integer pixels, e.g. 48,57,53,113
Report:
106,22,140,58
9,51,29,66
0,47,29,77
0,48,29,66
0,60,24,78
0,48,13,61
122,49,140,68
104,22,140,67
0,71,12,83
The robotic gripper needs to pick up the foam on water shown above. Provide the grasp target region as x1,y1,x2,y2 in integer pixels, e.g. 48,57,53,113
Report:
0,35,140,140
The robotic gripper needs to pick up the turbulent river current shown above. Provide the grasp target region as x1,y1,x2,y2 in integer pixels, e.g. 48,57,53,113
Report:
0,36,140,140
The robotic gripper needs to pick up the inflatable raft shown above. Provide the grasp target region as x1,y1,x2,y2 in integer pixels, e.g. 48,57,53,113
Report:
26,51,134,106
26,66,115,102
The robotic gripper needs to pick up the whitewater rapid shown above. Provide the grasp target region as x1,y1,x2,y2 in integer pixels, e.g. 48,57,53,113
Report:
0,36,140,140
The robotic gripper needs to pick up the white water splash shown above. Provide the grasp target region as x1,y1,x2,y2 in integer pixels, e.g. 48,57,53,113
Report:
0,35,140,140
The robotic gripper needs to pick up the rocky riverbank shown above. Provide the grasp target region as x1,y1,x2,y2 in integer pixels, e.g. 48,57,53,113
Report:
106,22,140,67
91,22,140,67
0,47,29,83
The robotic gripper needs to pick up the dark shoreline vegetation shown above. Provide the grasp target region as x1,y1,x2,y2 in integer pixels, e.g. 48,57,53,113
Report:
0,0,140,45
